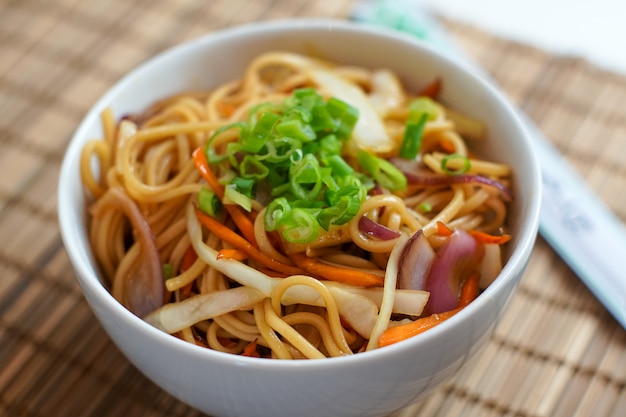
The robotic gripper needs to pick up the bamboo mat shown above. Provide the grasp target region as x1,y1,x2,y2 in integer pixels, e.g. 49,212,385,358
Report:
0,0,624,416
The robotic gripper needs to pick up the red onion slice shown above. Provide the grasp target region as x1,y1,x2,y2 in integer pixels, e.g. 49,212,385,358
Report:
389,157,513,201
397,230,435,291
424,228,484,314
109,187,164,318
358,216,401,241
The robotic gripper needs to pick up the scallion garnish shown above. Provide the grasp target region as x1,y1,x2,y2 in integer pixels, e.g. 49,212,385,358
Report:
162,263,174,281
204,88,406,244
198,187,222,217
399,113,428,160
239,155,270,179
356,150,407,191
326,97,359,139
276,119,316,142
418,202,432,213
407,97,439,123
324,154,354,177
289,153,323,200
318,195,361,230
441,154,471,175
399,97,440,160
207,122,246,163
245,112,281,152
279,208,321,244
230,177,256,198
264,197,290,232
224,183,253,212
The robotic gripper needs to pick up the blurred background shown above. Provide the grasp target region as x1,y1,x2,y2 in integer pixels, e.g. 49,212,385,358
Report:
421,0,626,74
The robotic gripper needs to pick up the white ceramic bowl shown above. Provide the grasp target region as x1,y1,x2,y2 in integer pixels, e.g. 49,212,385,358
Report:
58,19,541,417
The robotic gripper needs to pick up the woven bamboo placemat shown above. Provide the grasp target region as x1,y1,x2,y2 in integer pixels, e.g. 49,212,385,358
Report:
1,0,624,416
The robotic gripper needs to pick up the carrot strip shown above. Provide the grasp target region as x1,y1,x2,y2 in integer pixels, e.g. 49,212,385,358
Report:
218,337,237,348
195,207,303,276
179,283,194,300
378,272,479,347
217,102,237,118
459,272,480,308
178,246,198,300
181,245,198,272
290,252,384,287
192,147,258,247
469,230,512,245
217,248,248,261
439,138,456,153
241,339,261,357
437,221,453,237
378,309,459,347
193,147,225,197
418,77,442,98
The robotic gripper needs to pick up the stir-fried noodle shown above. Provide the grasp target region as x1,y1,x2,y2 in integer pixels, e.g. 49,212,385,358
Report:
81,52,512,359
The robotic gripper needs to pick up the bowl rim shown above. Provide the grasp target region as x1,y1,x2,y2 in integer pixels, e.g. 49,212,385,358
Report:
58,17,542,370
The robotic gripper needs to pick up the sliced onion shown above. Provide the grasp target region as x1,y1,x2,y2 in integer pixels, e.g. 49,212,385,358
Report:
358,216,401,240
397,230,435,291
145,286,264,333
368,69,405,116
308,67,393,155
109,187,164,318
424,228,484,314
389,157,513,201
479,243,502,288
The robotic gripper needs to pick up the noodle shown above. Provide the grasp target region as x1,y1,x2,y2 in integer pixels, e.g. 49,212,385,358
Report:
81,52,513,359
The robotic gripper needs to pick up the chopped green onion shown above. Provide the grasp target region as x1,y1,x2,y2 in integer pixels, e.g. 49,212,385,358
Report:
290,149,304,164
326,97,359,139
289,153,322,200
283,105,313,124
319,167,339,192
248,102,281,125
280,208,320,244
264,197,290,231
270,182,291,197
206,122,246,163
324,154,354,177
239,155,270,179
261,137,300,164
224,183,253,212
162,263,174,280
231,177,256,198
292,88,322,110
418,202,432,213
353,172,375,191
217,169,237,185
291,200,325,209
245,112,281,152
225,142,243,169
399,112,428,159
441,154,471,175
317,195,361,230
408,97,439,123
325,183,363,206
276,119,316,142
317,134,342,158
198,187,222,217
357,150,407,191
310,104,336,132
199,89,409,245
